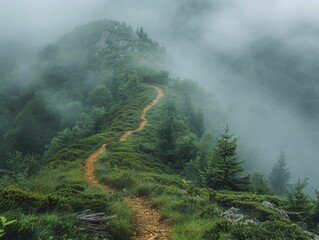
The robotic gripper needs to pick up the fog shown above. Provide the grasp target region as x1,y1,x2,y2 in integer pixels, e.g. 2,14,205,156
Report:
1,0,319,194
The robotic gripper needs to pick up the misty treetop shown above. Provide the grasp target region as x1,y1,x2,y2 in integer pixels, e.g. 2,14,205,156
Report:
269,152,290,196
204,126,250,191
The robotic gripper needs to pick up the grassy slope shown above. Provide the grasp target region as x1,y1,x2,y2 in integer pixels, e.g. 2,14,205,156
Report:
0,86,156,240
0,84,313,239
95,85,311,240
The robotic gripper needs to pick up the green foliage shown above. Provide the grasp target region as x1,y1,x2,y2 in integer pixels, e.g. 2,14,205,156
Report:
106,201,134,240
156,101,203,170
136,67,169,84
106,171,137,190
87,85,113,108
170,220,212,240
250,171,273,195
204,219,310,240
3,93,59,154
0,18,165,163
269,152,290,196
0,185,134,240
3,213,80,240
136,27,148,40
204,126,250,191
0,216,16,238
4,152,42,177
311,190,319,227
175,133,200,168
157,102,180,164
113,70,143,100
183,157,203,185
286,178,311,220
182,94,205,137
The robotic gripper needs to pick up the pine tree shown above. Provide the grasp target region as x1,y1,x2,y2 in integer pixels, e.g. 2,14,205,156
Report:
136,27,148,40
312,190,319,225
269,152,290,196
157,102,178,164
250,171,273,195
182,94,205,137
287,178,311,216
204,126,250,191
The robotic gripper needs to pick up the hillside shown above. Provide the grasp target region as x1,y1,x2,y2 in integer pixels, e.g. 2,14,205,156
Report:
0,20,318,240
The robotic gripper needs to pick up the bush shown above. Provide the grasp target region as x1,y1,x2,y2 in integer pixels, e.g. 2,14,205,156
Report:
105,171,137,190
135,183,154,197
204,219,310,240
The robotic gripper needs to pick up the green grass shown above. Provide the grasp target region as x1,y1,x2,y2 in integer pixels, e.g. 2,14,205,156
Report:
170,219,213,240
2,84,313,239
106,201,135,240
93,85,313,240
0,86,158,240
2,212,80,240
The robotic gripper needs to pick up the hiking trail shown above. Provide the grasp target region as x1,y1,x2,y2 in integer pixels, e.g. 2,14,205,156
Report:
84,86,171,240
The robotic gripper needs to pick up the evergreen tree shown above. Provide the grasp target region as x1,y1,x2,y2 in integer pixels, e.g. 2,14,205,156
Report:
311,190,319,225
136,27,148,40
286,178,311,216
182,94,205,137
204,126,250,191
157,102,179,164
175,133,199,166
250,171,273,195
269,152,290,196
193,109,205,137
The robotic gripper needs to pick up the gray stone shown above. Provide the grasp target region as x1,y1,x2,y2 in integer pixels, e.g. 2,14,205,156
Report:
220,207,245,223
97,30,120,49
303,230,319,240
262,200,275,208
261,200,289,218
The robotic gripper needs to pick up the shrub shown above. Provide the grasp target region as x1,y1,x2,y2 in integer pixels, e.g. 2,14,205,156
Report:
204,219,310,240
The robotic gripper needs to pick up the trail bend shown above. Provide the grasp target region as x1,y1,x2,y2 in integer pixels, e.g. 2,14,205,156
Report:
84,86,170,240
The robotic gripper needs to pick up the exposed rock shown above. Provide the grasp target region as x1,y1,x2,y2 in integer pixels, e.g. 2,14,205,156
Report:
97,30,120,49
242,219,258,225
303,230,319,240
261,200,289,218
261,200,275,208
277,208,289,218
128,45,139,53
220,207,245,223
119,39,129,48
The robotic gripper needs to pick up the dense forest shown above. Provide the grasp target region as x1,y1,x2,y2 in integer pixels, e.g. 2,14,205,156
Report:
0,19,318,239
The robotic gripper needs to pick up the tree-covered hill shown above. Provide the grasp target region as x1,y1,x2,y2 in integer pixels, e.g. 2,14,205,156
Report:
0,19,166,164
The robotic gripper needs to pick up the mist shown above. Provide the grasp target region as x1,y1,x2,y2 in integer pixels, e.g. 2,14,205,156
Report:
1,0,319,194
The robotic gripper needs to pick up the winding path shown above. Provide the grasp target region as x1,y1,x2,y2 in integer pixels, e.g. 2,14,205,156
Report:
84,86,171,240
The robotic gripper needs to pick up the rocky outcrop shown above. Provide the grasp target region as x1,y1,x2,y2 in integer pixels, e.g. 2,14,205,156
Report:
261,200,289,218
220,207,245,222
96,30,138,53
96,30,120,49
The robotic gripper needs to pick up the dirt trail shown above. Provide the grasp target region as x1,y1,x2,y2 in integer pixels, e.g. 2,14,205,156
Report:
84,86,170,240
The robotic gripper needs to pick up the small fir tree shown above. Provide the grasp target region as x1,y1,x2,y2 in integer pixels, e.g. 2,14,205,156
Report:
287,178,311,216
157,102,179,164
269,152,290,196
312,190,319,225
182,94,205,137
251,171,273,195
205,126,250,191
